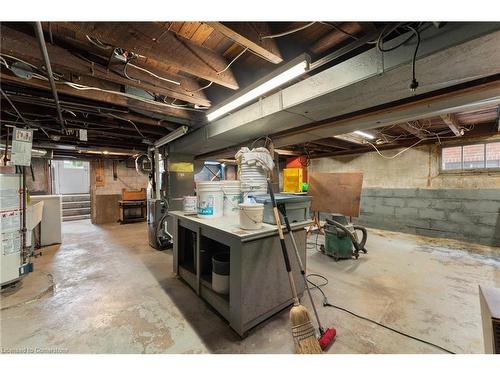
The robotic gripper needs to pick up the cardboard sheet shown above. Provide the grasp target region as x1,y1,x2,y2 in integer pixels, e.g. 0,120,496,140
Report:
308,172,363,217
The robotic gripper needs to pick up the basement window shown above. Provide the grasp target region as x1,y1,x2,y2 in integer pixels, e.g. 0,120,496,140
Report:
441,141,500,171
63,160,85,169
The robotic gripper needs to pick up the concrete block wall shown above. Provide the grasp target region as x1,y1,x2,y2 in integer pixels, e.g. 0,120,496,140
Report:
356,188,500,246
94,160,148,195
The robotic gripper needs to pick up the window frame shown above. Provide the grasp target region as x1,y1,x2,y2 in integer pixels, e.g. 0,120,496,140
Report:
440,140,500,174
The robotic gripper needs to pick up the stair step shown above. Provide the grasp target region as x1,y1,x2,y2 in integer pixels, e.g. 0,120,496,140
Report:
63,214,90,222
62,201,91,209
62,208,90,217
62,194,90,202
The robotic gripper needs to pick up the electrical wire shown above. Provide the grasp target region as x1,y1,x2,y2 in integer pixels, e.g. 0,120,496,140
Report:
406,26,421,91
85,35,112,50
367,138,425,159
127,62,181,86
261,22,316,40
186,80,213,93
123,61,141,83
304,273,456,354
217,47,248,74
106,113,146,138
319,22,360,41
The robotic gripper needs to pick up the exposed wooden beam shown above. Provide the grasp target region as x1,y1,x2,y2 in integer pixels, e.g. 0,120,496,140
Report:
207,22,283,64
334,133,366,145
1,72,201,122
309,138,351,150
310,22,364,55
399,121,426,139
0,26,210,107
46,22,239,90
440,113,463,136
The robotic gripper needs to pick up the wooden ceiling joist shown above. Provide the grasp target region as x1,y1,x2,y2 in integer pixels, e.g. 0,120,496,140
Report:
208,22,283,64
310,22,364,55
309,139,350,150
399,121,427,139
46,22,239,90
1,73,200,122
440,113,463,136
0,26,210,107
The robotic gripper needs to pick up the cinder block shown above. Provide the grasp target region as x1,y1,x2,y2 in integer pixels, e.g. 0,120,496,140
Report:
428,219,463,233
360,205,375,214
383,197,406,207
476,214,500,226
418,208,446,220
462,201,500,214
394,207,418,217
447,212,477,224
391,189,418,198
430,199,463,211
416,189,444,199
364,189,393,198
372,205,395,216
407,199,432,209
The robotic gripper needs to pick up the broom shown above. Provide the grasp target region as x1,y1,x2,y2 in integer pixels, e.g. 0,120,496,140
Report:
267,179,322,354
277,203,336,350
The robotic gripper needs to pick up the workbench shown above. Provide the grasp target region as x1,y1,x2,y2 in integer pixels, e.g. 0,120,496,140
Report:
170,211,310,337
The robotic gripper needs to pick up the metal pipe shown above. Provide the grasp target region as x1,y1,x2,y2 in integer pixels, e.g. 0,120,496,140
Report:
33,21,65,132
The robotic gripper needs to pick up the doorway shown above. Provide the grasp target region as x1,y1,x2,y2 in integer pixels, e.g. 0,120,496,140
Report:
52,160,90,195
52,160,91,221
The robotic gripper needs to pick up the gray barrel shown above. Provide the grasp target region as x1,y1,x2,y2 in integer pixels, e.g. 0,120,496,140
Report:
212,253,230,275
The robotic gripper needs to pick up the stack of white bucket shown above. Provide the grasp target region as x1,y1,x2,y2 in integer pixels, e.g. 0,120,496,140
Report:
236,147,274,200
190,148,273,229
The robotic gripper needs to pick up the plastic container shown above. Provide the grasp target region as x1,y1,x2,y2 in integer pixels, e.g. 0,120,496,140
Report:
212,253,230,295
183,196,197,214
253,194,312,225
197,181,224,219
221,180,242,217
283,168,303,193
239,163,267,196
238,202,264,230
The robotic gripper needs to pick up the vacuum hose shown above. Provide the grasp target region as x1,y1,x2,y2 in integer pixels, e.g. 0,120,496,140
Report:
326,218,368,254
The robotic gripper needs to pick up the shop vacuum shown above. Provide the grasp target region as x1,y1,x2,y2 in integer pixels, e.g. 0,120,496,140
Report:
320,214,368,261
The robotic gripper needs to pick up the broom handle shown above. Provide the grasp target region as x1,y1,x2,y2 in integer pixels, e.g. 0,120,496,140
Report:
268,180,299,303
278,204,324,334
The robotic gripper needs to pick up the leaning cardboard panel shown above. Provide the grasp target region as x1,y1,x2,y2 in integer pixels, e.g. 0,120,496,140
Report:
308,172,363,217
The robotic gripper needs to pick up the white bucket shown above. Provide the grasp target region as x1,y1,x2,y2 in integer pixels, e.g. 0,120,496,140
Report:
239,162,268,196
222,180,242,217
197,181,224,219
238,203,264,230
183,196,198,214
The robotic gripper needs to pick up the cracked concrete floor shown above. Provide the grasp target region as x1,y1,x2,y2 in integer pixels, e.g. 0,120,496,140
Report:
1,220,499,353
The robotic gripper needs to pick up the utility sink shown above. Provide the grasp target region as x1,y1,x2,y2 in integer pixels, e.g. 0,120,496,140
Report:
26,201,44,231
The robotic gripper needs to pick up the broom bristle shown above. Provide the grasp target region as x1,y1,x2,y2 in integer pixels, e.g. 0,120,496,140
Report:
290,304,322,354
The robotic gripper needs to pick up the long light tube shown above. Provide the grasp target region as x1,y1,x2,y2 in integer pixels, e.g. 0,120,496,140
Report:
154,125,189,148
353,130,375,140
207,59,309,122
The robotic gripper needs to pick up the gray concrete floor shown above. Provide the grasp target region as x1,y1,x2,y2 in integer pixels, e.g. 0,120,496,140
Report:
1,220,499,354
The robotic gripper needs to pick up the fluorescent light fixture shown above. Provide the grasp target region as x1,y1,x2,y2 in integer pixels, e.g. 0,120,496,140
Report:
353,130,375,140
154,125,189,148
207,54,310,122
